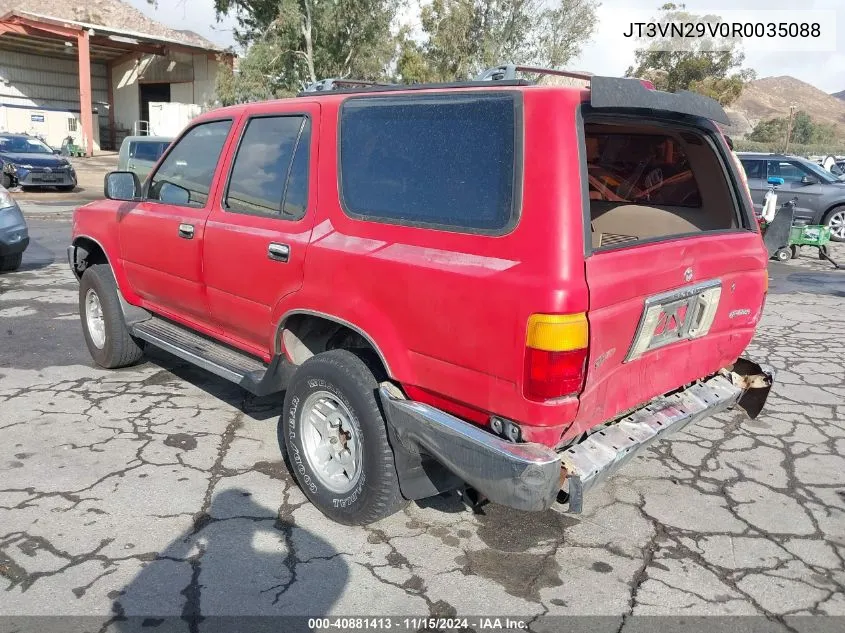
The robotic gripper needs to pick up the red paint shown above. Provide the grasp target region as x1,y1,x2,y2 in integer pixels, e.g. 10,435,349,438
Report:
72,84,768,449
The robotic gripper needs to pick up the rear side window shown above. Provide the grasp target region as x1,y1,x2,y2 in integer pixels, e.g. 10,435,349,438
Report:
740,159,764,180
225,116,310,219
339,93,518,233
587,134,702,207
130,141,169,162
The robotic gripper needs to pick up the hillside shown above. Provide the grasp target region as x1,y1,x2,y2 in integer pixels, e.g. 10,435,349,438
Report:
726,76,845,139
834,90,845,101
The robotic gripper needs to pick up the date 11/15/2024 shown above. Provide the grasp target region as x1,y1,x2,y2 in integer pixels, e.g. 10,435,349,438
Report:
309,617,528,630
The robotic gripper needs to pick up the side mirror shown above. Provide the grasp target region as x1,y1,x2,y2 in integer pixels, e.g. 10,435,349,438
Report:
104,171,141,201
767,176,785,186
158,182,191,206
52,148,61,155
801,175,818,185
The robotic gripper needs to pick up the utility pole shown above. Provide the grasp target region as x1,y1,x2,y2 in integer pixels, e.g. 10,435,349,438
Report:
784,104,797,154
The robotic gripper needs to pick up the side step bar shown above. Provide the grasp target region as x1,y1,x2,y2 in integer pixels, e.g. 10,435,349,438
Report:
131,317,291,396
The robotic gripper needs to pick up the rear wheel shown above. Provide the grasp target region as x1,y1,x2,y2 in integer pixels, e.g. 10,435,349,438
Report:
79,264,144,368
774,247,791,262
0,173,11,189
281,349,406,525
824,206,845,242
0,253,22,272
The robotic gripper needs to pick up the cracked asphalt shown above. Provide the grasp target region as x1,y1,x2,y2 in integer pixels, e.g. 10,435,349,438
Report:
1,214,844,629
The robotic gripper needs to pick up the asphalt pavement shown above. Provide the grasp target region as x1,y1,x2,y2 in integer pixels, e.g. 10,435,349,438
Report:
1,210,843,629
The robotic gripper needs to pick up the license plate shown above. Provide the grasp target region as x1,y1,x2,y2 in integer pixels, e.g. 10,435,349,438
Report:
37,175,61,182
625,279,722,361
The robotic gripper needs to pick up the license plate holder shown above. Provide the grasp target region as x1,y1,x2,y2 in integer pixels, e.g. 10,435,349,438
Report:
625,279,722,362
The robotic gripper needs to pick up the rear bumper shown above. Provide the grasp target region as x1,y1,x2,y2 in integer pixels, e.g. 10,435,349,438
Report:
379,358,773,513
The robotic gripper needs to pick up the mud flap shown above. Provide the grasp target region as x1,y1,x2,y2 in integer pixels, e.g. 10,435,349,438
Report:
726,358,775,420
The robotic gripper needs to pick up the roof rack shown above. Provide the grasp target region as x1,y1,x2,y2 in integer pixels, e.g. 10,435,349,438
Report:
475,63,593,84
301,78,392,93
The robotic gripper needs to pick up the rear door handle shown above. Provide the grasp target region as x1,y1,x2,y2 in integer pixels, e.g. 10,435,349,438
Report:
268,242,290,262
178,223,194,239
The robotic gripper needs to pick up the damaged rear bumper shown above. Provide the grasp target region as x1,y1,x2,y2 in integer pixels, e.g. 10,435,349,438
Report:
379,358,773,513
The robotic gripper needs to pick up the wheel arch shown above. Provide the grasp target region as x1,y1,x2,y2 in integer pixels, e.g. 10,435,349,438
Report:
69,235,111,280
276,310,394,378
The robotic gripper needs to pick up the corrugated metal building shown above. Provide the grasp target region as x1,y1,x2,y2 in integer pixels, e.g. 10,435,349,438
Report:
0,1,231,155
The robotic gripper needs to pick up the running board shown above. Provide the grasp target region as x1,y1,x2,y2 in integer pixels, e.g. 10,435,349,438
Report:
131,317,291,396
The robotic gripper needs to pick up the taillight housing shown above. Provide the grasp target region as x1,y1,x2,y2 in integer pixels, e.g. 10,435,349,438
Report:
524,313,589,401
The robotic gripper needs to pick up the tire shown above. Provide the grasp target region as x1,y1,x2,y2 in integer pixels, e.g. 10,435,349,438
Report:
774,248,790,262
0,173,10,189
0,253,22,272
790,245,799,260
281,349,406,525
78,264,144,368
823,206,845,242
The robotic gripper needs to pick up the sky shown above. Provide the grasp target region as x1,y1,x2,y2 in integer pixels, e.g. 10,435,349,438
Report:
127,0,845,94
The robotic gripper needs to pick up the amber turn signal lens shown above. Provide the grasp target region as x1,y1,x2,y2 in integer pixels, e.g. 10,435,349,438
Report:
526,313,589,352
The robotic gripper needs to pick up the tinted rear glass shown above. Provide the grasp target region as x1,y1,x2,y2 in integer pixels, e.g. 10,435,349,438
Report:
740,159,764,180
130,141,170,162
339,93,518,232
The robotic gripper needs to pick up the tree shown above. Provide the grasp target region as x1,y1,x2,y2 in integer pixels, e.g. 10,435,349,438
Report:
396,0,599,84
212,0,401,102
625,3,755,105
748,111,837,147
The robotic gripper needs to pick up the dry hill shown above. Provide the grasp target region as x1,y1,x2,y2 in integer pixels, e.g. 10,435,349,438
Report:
727,76,845,138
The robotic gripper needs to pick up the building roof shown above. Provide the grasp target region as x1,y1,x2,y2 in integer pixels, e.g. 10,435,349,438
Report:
0,0,221,50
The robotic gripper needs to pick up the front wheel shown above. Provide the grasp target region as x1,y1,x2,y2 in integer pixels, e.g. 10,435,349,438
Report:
79,264,144,368
824,206,845,242
281,349,406,525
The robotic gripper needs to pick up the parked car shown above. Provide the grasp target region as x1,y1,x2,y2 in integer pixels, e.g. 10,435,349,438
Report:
0,186,28,272
0,134,77,191
117,136,173,183
68,69,773,525
738,152,845,241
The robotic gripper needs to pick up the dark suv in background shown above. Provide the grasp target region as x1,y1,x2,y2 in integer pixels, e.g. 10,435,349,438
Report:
738,152,845,241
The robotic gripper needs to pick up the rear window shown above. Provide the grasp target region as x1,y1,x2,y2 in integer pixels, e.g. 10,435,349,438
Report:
339,93,519,233
587,134,701,207
585,121,742,250
130,141,169,162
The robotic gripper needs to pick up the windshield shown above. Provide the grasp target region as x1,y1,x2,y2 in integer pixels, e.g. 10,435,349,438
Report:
0,136,54,155
798,158,837,184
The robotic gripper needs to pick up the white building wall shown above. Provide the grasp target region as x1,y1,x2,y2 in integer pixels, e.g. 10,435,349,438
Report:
112,56,141,131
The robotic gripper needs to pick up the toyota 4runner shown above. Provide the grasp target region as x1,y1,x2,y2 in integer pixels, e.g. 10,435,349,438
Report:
69,65,774,525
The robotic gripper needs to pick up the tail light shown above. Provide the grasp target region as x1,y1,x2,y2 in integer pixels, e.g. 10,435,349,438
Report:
524,313,589,400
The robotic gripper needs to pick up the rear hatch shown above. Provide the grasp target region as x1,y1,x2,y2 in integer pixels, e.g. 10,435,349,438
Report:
572,80,768,433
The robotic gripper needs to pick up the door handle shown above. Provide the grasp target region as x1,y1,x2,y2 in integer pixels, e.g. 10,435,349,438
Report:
178,223,194,239
268,242,290,262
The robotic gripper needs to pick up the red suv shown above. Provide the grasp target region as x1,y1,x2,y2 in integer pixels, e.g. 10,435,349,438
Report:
69,66,773,525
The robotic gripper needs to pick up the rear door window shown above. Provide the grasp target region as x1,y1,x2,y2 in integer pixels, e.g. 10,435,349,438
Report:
339,93,519,233
224,115,310,219
740,159,764,180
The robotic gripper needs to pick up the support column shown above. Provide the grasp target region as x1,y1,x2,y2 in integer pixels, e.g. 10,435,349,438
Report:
77,29,94,157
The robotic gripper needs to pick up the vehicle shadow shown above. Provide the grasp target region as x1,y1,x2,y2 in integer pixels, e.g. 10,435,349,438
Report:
143,346,282,422
17,237,56,272
105,489,348,633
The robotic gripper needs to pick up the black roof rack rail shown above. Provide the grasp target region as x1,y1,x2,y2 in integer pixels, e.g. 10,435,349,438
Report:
475,63,593,84
296,78,528,97
301,78,393,93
